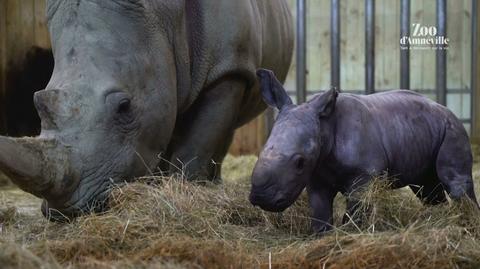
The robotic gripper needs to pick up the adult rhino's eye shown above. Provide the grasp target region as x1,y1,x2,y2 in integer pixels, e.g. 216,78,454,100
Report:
105,91,136,127
117,99,131,114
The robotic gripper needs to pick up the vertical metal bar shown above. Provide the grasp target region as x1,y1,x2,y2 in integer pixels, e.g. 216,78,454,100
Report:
296,0,307,104
365,0,375,94
331,0,341,89
472,0,479,138
436,0,447,106
400,0,410,90
0,1,6,134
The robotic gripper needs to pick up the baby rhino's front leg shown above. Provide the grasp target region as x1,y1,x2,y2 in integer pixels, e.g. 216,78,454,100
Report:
307,184,337,234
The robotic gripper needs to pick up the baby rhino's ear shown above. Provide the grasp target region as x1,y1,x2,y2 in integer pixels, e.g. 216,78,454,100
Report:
256,69,293,110
312,88,340,118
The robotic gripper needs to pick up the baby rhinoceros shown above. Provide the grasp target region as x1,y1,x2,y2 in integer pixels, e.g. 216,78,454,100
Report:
249,68,479,234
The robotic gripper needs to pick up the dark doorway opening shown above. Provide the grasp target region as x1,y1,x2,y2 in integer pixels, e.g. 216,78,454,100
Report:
3,46,54,137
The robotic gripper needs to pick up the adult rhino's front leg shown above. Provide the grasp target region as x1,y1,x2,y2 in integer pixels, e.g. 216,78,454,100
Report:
167,78,247,181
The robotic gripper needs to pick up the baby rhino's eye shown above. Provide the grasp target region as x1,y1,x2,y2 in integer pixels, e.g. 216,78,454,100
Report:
293,155,305,171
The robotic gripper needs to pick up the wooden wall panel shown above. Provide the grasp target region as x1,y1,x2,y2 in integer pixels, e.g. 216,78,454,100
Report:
306,0,330,92
447,0,464,91
375,0,400,90
34,0,50,49
410,0,436,93
3,0,50,62
340,0,365,90
462,0,473,91
283,0,296,97
462,0,472,125
229,114,267,156
20,1,35,52
446,0,472,125
474,0,480,142
5,0,22,64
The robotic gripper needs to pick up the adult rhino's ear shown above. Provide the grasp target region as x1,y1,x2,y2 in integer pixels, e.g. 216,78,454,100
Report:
312,88,340,118
257,69,293,110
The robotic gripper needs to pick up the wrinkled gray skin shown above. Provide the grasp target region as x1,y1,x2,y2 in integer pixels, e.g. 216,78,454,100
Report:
0,1,293,221
250,69,478,234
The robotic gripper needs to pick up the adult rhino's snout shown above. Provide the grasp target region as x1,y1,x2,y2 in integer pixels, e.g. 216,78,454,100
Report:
34,89,80,130
0,136,72,201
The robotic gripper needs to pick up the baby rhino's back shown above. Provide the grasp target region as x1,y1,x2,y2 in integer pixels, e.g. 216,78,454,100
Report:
338,90,463,184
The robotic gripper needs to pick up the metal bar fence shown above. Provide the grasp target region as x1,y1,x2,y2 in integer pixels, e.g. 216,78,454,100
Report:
331,0,341,90
472,0,478,132
436,0,447,105
365,0,375,94
400,0,410,90
291,0,474,128
296,0,307,104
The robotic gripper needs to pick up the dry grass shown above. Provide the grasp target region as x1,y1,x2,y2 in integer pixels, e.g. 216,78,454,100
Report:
0,150,480,269
0,172,10,187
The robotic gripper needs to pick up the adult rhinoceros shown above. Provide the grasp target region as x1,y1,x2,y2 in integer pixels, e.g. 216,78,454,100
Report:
0,0,293,220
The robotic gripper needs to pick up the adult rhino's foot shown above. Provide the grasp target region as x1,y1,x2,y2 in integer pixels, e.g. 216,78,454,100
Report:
41,194,110,222
41,201,75,223
168,152,223,183
182,161,222,184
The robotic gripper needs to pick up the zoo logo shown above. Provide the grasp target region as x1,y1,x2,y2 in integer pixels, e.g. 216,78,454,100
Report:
400,23,449,50
412,23,438,37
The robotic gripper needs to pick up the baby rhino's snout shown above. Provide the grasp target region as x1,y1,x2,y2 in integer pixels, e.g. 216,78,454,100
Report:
249,155,305,212
249,167,275,206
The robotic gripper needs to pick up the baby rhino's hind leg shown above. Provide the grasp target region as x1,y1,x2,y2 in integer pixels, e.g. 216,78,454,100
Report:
435,123,479,207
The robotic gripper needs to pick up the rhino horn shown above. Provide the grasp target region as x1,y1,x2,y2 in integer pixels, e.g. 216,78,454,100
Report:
0,136,70,199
